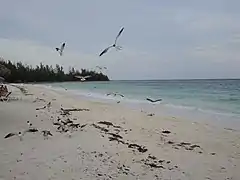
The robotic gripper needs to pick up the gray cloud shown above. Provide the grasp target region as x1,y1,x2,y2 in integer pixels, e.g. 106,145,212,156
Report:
0,0,239,79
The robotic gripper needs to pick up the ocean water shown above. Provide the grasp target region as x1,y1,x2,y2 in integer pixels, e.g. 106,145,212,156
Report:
44,79,240,121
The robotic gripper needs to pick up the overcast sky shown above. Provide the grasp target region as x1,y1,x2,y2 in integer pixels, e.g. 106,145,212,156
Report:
0,0,239,80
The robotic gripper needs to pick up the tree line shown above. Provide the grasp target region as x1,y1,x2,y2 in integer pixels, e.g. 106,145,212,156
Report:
0,58,109,83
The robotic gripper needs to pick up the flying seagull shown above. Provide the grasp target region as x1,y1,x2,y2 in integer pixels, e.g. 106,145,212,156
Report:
4,132,24,141
96,66,107,70
99,27,124,56
146,98,162,103
106,92,124,98
75,75,91,82
56,42,66,56
41,130,53,140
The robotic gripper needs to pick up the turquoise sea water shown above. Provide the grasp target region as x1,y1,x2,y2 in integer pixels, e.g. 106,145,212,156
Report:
44,79,240,120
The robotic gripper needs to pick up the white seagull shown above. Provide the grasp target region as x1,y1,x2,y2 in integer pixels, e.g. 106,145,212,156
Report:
56,42,66,56
75,75,91,82
99,27,124,57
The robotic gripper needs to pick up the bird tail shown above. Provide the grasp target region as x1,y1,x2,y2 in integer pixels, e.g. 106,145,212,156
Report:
115,46,122,51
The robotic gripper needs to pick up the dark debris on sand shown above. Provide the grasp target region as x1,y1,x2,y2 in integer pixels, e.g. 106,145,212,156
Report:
107,132,123,139
139,155,179,170
92,121,148,153
166,140,203,152
128,143,148,153
117,164,130,175
60,108,89,116
61,107,90,112
92,124,109,133
108,137,126,144
97,121,122,129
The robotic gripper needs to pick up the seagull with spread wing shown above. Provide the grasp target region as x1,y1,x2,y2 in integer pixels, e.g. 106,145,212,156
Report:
42,130,53,140
146,98,162,103
56,42,66,56
99,27,124,57
106,92,124,98
96,66,107,70
96,66,107,73
4,128,37,141
75,75,91,82
4,132,24,141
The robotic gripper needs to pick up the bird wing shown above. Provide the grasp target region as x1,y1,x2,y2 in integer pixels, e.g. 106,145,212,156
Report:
80,124,87,128
146,98,162,103
4,132,16,139
118,94,124,97
83,75,91,79
75,76,83,79
99,45,114,56
96,66,103,70
25,128,38,133
114,27,124,44
48,131,53,136
60,43,65,52
146,98,154,102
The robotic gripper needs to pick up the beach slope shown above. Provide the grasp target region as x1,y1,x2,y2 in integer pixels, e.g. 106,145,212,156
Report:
0,84,239,180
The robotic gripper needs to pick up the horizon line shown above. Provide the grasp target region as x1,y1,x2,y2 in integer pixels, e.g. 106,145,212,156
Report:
111,78,240,81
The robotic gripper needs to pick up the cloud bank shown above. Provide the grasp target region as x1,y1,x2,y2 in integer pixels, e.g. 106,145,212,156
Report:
0,0,239,79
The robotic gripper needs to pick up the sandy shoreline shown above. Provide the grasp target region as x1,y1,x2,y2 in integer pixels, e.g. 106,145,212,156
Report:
0,84,239,180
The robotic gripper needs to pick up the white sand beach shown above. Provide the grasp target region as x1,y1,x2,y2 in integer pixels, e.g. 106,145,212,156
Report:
0,84,239,180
